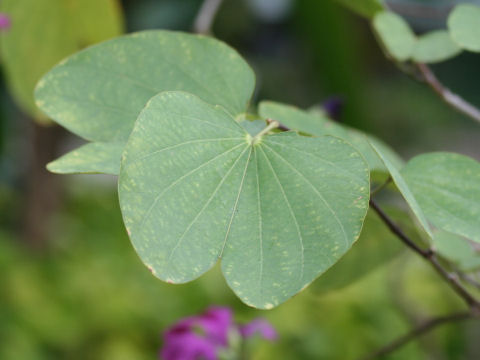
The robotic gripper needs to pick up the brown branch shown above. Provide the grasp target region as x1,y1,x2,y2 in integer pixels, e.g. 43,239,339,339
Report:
416,63,480,125
358,311,473,360
369,199,480,311
193,0,224,35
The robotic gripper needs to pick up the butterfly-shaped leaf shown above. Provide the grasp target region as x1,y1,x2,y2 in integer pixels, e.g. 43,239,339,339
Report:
118,91,370,309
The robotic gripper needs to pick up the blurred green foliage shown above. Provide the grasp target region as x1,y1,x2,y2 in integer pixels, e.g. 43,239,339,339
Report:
0,0,123,121
0,0,480,359
0,188,478,359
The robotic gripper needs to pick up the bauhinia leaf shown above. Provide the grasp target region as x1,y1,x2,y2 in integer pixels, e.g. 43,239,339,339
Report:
412,30,462,64
448,4,480,53
118,91,370,309
47,142,123,175
369,142,434,239
401,152,480,243
35,30,255,173
258,101,404,172
0,0,123,121
372,11,416,61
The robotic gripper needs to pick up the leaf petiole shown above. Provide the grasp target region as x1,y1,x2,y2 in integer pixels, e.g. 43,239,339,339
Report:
250,120,279,145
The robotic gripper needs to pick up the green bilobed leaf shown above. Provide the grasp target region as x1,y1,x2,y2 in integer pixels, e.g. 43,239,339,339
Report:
370,142,434,239
47,142,123,175
412,30,462,64
35,30,255,143
334,0,383,18
0,0,123,121
448,4,480,53
433,231,480,271
401,153,480,243
372,11,416,61
258,101,404,172
118,91,370,309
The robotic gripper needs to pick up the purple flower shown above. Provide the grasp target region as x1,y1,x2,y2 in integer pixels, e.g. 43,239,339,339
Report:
160,307,233,360
161,325,217,360
322,96,344,121
160,306,277,360
0,13,10,30
240,318,277,341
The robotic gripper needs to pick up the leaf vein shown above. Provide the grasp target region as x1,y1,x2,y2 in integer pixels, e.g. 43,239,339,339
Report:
259,146,305,282
262,143,349,248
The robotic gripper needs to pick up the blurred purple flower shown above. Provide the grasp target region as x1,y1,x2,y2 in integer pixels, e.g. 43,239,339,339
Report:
161,326,217,360
160,306,277,360
0,13,10,30
240,318,277,341
160,307,233,360
322,96,344,121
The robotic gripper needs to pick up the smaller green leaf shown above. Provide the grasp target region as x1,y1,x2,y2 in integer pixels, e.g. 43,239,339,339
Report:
47,142,123,175
258,101,404,172
401,152,480,243
370,142,433,239
372,11,416,61
433,231,480,271
412,30,462,64
448,4,480,53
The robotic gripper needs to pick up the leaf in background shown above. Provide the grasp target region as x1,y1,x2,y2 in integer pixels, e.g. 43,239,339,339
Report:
35,30,255,174
35,30,255,143
312,207,409,293
334,0,384,18
0,0,123,122
401,153,480,243
372,11,416,61
258,101,404,172
411,30,462,64
448,4,480,53
118,91,370,309
46,142,123,175
370,142,434,239
433,230,480,271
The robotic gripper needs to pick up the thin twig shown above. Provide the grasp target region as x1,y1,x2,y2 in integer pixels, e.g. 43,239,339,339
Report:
193,0,224,35
416,63,480,125
358,311,473,360
370,176,392,197
369,199,480,311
